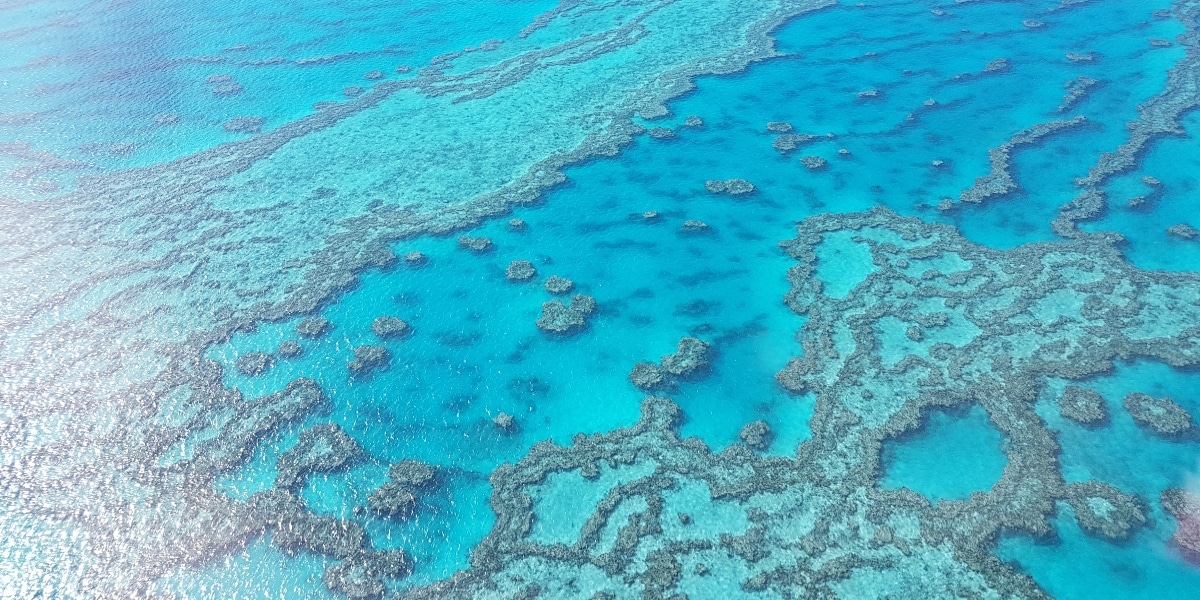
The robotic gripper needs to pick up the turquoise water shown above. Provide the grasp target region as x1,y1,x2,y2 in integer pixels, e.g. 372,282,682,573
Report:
880,405,1008,502
6,0,1200,598
995,361,1200,600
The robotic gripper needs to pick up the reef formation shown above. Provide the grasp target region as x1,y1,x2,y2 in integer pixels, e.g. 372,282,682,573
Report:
405,207,1200,598
1055,0,1200,238
537,294,598,335
629,337,713,391
4,0,1200,598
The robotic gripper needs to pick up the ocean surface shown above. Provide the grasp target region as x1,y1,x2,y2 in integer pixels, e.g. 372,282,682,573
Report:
3,0,1200,598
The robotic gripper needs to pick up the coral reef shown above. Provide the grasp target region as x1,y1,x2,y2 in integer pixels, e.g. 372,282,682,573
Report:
278,340,303,358
234,351,275,376
772,132,818,153
660,337,711,377
206,74,244,97
1058,386,1107,426
113,377,410,598
223,116,266,134
323,549,412,600
371,316,411,339
983,58,1010,73
400,207,1200,598
959,116,1088,205
683,115,703,127
0,0,854,596
800,155,827,170
536,294,596,334
389,459,438,488
1058,76,1101,112
506,260,537,282
704,178,755,195
275,423,365,490
190,378,330,475
404,251,428,266
739,420,774,450
628,337,710,391
648,127,675,139
493,412,518,432
766,121,793,133
1162,488,1200,558
458,236,494,253
1167,223,1199,240
544,275,574,294
367,460,437,521
367,482,418,519
297,316,332,338
1056,0,1200,237
256,499,364,558
1064,481,1147,542
348,345,391,375
629,362,667,391
1124,392,1193,437
508,218,527,230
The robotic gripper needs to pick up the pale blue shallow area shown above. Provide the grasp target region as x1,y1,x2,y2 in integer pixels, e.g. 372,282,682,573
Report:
880,405,1007,502
0,0,553,194
6,0,1200,597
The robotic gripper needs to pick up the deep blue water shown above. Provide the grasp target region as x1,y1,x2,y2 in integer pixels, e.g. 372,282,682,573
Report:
5,0,1200,598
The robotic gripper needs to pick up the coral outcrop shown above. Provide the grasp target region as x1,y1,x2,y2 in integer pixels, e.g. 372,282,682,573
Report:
1163,488,1200,559
371,316,411,339
458,236,494,253
367,460,438,521
278,340,304,358
648,127,675,139
507,260,537,282
544,275,574,294
296,316,332,338
800,156,827,170
704,178,755,195
223,116,266,134
367,482,417,519
1168,223,1199,240
348,345,391,375
629,362,667,391
628,337,711,391
235,351,275,376
536,294,596,334
660,337,711,377
1124,392,1193,437
1059,386,1107,425
206,74,244,97
275,423,365,490
958,117,1088,205
739,420,774,450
